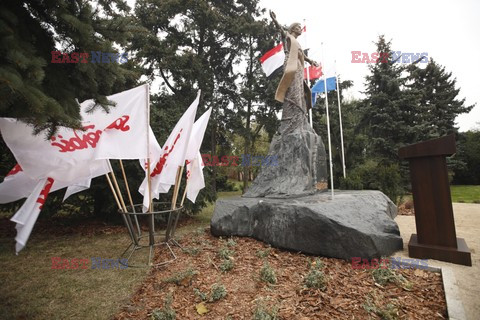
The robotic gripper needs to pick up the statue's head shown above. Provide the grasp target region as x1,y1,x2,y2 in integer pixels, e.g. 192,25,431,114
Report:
288,22,302,36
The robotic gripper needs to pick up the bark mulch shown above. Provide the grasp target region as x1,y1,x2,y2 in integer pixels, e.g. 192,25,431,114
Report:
114,228,446,319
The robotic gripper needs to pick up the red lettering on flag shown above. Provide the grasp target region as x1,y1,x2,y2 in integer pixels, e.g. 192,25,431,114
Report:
105,115,130,131
150,129,183,178
50,116,130,153
6,164,22,177
36,178,54,209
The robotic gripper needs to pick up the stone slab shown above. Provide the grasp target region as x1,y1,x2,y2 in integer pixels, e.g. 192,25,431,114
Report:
211,190,403,260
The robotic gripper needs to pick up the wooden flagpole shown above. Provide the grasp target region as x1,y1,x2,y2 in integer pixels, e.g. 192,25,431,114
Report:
105,171,137,245
145,84,155,246
107,160,139,245
119,159,141,235
166,166,183,241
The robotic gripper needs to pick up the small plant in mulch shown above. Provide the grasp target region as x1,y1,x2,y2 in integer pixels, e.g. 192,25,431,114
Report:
218,246,235,259
163,267,198,286
219,258,235,272
260,261,277,284
193,288,208,301
193,283,227,302
226,237,237,247
371,267,413,290
209,283,227,302
363,292,399,320
253,298,279,320
151,294,176,320
182,246,200,256
256,247,272,258
304,258,327,290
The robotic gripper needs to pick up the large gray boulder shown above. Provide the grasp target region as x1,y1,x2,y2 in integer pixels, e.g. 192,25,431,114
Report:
211,190,403,260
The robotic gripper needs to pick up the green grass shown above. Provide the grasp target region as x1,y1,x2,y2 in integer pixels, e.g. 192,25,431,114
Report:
0,189,243,319
450,185,480,203
401,185,480,204
0,232,149,320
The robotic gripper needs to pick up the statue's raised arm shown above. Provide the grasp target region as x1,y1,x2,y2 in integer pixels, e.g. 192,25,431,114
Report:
270,11,286,38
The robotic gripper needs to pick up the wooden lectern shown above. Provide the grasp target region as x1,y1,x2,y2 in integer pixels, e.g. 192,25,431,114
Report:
398,134,472,266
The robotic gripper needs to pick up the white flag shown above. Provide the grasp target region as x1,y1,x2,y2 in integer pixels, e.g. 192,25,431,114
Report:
186,152,205,203
81,84,149,160
0,160,110,204
12,177,54,254
0,84,149,183
0,165,34,204
185,108,212,203
139,91,200,210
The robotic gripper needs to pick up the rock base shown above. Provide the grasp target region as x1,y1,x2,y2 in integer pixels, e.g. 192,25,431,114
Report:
211,190,403,260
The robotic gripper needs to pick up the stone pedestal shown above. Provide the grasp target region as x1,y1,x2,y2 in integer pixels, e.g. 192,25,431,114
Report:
211,190,403,260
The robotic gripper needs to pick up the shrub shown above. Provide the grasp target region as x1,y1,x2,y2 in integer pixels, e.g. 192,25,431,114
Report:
210,283,227,302
304,259,327,290
253,298,279,320
260,262,277,285
163,267,198,286
151,294,176,320
218,247,234,260
256,247,272,259
219,259,234,272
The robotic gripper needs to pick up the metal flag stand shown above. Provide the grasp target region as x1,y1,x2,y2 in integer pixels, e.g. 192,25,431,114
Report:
117,201,184,268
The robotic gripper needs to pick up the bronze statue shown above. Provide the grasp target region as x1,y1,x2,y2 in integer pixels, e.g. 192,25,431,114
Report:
270,11,318,134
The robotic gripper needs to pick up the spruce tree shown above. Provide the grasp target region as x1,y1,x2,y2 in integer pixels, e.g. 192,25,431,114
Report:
406,58,474,140
0,0,140,136
359,35,420,162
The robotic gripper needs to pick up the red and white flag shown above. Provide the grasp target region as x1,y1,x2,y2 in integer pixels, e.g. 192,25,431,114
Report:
185,108,212,203
260,43,285,77
0,161,110,204
139,91,200,210
11,177,54,253
304,64,323,81
0,84,149,183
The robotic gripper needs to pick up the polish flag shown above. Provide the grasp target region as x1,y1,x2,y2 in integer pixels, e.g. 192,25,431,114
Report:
260,43,285,77
304,64,323,81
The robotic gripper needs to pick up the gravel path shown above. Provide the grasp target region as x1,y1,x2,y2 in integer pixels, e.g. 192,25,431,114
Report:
395,203,480,320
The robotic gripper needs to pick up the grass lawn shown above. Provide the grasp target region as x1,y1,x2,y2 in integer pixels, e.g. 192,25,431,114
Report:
450,185,480,203
0,190,240,320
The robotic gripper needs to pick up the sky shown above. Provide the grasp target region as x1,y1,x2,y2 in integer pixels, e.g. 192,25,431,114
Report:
259,0,480,131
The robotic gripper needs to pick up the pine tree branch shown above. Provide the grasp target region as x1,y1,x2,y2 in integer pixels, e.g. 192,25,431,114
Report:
159,68,177,94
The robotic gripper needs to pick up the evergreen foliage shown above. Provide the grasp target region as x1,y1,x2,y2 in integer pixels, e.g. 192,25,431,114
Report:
0,0,141,136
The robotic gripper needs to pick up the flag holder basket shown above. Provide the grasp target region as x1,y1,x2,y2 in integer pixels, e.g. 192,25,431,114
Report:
118,202,184,268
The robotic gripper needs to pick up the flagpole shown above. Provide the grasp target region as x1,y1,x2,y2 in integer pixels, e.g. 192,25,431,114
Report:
334,61,346,179
321,42,334,198
104,169,137,246
118,159,141,236
145,83,155,247
167,165,183,241
303,19,313,128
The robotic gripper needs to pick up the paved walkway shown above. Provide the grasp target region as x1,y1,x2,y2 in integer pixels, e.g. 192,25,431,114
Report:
395,203,480,320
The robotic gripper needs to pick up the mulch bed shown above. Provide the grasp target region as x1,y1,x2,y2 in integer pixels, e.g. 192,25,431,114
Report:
114,228,446,319
398,201,415,216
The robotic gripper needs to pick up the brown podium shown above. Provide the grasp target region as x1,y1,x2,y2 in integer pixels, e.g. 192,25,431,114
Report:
398,134,472,266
